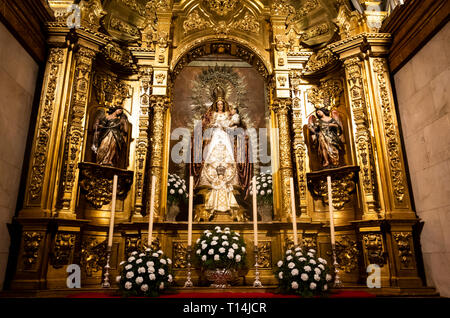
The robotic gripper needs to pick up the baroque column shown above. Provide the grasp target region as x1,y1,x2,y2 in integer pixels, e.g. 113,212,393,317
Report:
148,95,170,221
271,98,294,221
134,66,153,217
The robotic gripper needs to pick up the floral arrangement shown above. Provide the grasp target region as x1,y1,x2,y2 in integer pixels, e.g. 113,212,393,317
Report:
250,172,273,205
116,249,174,297
275,247,332,297
194,226,247,271
167,173,188,205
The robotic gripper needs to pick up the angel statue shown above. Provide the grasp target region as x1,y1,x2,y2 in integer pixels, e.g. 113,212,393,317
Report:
91,106,130,168
308,107,345,168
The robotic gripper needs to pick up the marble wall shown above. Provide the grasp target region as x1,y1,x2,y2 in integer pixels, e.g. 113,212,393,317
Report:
0,21,39,289
394,22,450,297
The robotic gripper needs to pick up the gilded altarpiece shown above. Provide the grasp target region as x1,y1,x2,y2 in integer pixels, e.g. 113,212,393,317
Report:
7,0,427,292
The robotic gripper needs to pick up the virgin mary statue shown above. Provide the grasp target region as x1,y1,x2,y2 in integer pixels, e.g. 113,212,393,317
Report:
190,86,252,221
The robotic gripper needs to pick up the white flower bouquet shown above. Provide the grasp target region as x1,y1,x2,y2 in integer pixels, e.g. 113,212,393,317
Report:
275,248,332,297
167,173,188,205
193,226,247,271
117,249,174,297
250,172,273,206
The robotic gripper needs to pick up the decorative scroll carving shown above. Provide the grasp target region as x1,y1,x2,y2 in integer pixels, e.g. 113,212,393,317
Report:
344,57,378,213
302,236,317,251
173,242,187,269
110,17,140,38
231,12,260,33
373,58,407,206
329,236,359,273
257,242,272,268
51,233,76,268
206,0,239,16
125,236,142,256
142,236,161,251
307,166,360,210
80,238,107,276
79,0,106,31
23,232,43,269
304,49,337,74
270,0,295,16
362,233,385,267
29,48,64,201
101,43,134,70
271,98,293,219
78,162,134,209
135,66,153,216
393,232,414,268
183,10,212,35
93,71,132,107
60,47,96,210
307,79,343,111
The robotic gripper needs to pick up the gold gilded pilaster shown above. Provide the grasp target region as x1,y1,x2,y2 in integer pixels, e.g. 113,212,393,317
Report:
23,46,69,217
341,56,380,220
58,46,97,217
270,98,293,221
148,95,170,220
369,57,413,217
134,66,153,217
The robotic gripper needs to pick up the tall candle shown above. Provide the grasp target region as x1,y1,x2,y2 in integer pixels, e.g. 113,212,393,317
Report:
327,176,336,247
187,176,194,246
289,177,298,246
107,175,118,248
252,176,258,247
147,175,156,247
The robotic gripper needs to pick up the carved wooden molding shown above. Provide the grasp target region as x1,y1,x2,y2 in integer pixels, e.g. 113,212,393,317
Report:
381,0,450,73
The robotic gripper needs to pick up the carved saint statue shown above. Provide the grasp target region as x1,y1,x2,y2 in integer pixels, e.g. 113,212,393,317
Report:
308,107,345,168
92,106,130,167
191,86,252,220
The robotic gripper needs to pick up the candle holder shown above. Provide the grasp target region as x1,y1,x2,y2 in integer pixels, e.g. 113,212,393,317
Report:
253,245,263,288
102,247,112,288
184,246,193,288
331,244,343,288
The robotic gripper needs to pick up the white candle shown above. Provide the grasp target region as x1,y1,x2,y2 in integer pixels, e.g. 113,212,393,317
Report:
327,176,336,247
187,176,194,247
107,175,118,248
252,176,258,247
289,177,298,246
147,175,156,247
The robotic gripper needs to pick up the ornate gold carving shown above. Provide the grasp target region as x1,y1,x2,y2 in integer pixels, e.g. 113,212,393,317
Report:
362,233,385,267
23,232,43,269
93,71,132,107
110,17,140,38
125,236,142,256
155,72,166,84
271,98,293,219
78,163,134,209
183,10,212,35
29,48,65,202
80,238,107,276
330,236,359,273
304,48,337,74
344,57,378,213
149,96,170,219
101,43,134,70
277,76,287,87
60,47,96,210
257,242,272,268
373,58,407,206
143,236,161,251
135,66,153,215
393,232,414,268
271,0,295,16
307,166,360,210
231,12,260,34
307,79,342,111
302,236,317,251
50,233,76,268
335,3,365,39
79,0,106,31
206,0,239,16
173,242,187,269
